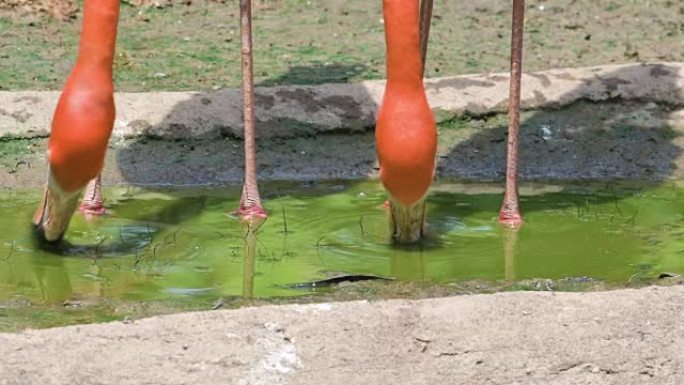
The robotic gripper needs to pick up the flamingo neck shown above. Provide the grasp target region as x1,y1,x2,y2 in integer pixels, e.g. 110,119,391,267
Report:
74,0,120,74
383,0,423,90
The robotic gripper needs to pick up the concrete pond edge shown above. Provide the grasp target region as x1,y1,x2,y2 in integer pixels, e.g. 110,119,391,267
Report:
1,286,683,384
2,61,684,140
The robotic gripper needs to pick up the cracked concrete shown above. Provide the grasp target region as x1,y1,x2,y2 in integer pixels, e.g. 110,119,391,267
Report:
1,62,683,139
1,286,683,385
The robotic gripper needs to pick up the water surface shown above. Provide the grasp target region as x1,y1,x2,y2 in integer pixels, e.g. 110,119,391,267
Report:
1,180,683,330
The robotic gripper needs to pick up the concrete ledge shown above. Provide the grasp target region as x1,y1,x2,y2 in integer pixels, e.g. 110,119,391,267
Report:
1,286,683,384
1,62,683,139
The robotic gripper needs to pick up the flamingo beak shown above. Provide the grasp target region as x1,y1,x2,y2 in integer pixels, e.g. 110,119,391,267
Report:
387,196,427,243
33,173,82,243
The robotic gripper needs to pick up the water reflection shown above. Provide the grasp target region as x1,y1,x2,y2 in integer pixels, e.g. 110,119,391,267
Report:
241,225,258,299
502,227,519,281
3,181,684,331
31,253,72,304
389,246,426,281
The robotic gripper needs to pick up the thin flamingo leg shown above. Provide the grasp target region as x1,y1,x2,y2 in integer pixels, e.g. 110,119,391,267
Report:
419,0,434,75
236,0,267,229
499,0,525,227
80,174,107,215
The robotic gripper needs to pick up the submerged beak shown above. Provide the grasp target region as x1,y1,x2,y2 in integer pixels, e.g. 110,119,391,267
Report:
33,173,82,243
387,196,427,244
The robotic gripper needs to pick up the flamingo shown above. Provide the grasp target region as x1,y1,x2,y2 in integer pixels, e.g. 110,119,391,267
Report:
34,0,523,246
378,0,525,243
33,0,120,242
376,0,437,243
34,0,266,242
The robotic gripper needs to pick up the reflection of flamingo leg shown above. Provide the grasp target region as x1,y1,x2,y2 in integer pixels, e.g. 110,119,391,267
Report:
242,228,258,299
502,227,519,280
236,0,267,229
499,0,526,227
33,0,120,242
390,247,427,281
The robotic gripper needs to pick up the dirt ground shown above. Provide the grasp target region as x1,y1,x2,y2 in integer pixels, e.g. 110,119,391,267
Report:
1,0,682,90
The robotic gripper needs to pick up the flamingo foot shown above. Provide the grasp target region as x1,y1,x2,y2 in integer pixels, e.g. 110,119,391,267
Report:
498,210,523,228
236,204,268,229
79,203,107,216
79,176,107,217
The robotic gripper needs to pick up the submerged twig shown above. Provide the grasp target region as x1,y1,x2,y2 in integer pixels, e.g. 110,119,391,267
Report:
94,236,107,259
625,209,639,227
314,237,341,248
119,226,126,245
133,246,144,268
146,224,154,242
281,205,289,234
613,200,625,217
1,241,14,262
359,215,368,237
172,225,183,244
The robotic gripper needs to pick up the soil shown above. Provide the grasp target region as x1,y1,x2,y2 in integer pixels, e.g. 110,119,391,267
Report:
0,0,682,90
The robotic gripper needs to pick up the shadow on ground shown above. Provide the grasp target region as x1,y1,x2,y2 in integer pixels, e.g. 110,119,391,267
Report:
257,63,370,87
110,63,684,235
436,63,684,184
115,60,379,185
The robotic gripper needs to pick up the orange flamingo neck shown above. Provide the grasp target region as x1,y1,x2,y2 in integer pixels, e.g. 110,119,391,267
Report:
74,0,120,73
383,0,423,89
47,0,120,194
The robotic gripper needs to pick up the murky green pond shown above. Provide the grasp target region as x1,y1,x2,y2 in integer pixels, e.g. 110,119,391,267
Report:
1,180,684,330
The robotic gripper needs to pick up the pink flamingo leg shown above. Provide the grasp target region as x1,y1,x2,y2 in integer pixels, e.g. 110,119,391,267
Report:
499,0,525,227
79,174,107,215
236,0,267,228
419,0,433,75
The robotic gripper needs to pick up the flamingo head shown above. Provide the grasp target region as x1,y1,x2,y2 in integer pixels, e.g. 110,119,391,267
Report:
33,170,82,243
387,194,428,243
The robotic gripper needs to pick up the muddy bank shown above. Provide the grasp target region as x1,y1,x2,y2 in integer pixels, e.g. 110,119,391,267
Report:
1,286,682,384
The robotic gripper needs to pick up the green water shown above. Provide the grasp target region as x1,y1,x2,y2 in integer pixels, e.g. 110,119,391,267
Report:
1,180,684,330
